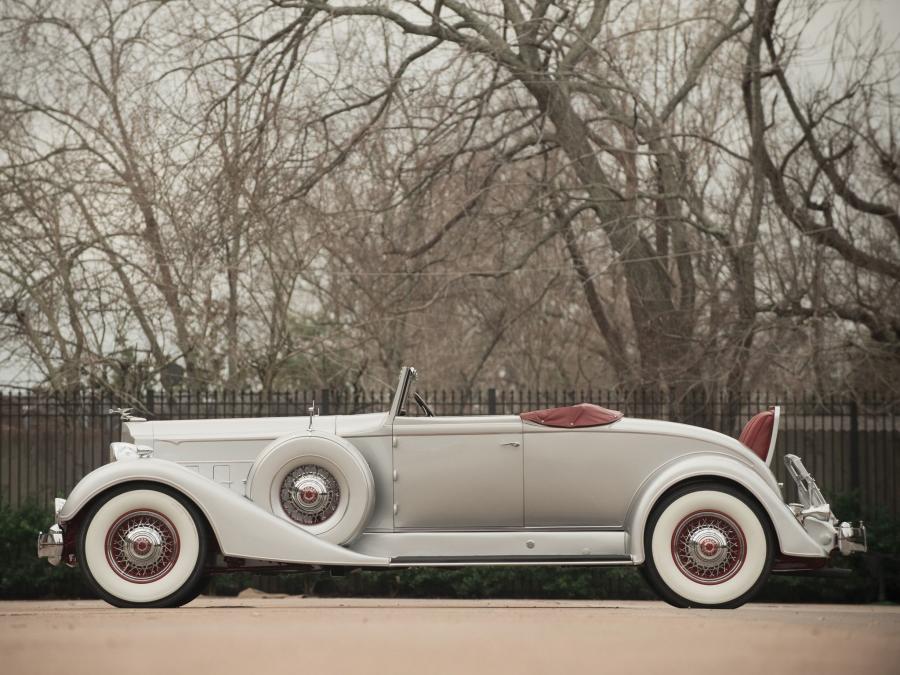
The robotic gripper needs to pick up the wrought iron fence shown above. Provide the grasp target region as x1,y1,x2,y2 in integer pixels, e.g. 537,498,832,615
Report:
1,388,897,517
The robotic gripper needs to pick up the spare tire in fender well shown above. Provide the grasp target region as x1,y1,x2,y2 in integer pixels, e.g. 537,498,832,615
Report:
245,431,375,545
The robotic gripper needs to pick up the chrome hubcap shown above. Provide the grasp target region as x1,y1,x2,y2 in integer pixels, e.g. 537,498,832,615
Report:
672,511,746,584
123,527,164,566
280,465,340,525
106,510,179,583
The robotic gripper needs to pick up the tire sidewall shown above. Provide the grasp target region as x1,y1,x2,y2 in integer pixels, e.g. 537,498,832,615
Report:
643,483,775,609
77,483,208,608
247,434,375,545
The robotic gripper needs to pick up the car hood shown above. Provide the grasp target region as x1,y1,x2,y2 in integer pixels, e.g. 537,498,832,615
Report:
124,412,390,447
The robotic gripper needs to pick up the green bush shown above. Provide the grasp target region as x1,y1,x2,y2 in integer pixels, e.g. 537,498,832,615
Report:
311,566,657,600
0,502,90,599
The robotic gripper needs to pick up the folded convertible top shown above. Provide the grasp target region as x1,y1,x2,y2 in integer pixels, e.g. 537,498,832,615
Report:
520,403,624,428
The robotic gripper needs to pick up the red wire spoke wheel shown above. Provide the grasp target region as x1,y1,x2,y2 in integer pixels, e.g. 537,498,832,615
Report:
670,510,746,584
105,509,181,583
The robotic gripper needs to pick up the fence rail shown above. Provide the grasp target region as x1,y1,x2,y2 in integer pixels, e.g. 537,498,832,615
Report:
1,389,897,516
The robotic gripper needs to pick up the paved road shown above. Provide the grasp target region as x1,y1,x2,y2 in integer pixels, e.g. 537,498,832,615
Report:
2,596,898,675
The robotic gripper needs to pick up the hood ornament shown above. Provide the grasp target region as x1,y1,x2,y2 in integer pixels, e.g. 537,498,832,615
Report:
108,407,147,422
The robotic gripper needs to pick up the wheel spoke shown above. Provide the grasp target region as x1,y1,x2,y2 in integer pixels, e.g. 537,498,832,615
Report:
105,510,180,583
280,465,341,525
670,510,747,585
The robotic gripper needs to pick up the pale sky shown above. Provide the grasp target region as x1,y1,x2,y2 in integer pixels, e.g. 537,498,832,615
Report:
807,0,899,56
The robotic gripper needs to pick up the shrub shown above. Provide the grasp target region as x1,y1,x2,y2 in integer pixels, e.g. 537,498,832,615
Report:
0,502,90,599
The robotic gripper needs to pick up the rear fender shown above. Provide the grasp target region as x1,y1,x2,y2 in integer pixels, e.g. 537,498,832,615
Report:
624,454,827,563
57,459,388,567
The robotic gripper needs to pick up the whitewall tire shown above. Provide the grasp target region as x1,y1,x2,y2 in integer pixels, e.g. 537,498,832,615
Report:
642,482,774,608
246,433,375,545
77,484,209,608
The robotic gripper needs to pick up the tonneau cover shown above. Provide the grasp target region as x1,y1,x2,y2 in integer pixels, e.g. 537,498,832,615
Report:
520,403,624,428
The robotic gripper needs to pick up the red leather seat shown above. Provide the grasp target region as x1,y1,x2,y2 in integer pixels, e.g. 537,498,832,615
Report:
738,407,776,462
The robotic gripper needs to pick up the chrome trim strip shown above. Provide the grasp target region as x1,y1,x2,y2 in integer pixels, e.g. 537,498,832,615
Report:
157,436,279,445
390,554,632,565
392,526,624,533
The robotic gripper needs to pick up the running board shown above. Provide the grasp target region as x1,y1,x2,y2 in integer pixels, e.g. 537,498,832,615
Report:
350,530,629,561
390,554,632,566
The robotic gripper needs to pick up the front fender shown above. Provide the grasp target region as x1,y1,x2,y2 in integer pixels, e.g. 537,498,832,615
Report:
58,458,388,567
624,453,827,563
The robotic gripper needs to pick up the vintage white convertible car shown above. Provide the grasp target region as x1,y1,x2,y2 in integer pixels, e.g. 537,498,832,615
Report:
38,367,865,608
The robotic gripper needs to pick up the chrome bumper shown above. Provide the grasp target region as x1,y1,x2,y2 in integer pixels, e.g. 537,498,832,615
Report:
37,497,67,567
838,522,867,555
784,454,867,556
37,525,64,566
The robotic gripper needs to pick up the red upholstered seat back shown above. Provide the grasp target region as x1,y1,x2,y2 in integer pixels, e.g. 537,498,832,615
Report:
738,407,776,462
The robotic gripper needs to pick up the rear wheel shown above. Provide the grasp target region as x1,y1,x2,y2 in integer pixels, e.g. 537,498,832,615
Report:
77,484,209,608
642,482,775,608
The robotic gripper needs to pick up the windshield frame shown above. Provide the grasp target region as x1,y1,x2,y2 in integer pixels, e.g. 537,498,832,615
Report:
389,366,417,419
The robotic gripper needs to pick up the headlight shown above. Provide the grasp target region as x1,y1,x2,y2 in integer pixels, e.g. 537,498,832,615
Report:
110,442,137,462
109,442,153,462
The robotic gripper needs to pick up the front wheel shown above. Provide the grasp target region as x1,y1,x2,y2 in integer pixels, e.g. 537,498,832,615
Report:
642,482,775,609
76,483,209,608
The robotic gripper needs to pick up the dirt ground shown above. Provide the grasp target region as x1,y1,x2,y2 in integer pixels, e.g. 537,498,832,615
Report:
2,596,898,675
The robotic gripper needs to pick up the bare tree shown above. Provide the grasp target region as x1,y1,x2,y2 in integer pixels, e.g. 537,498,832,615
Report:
0,0,896,399
744,0,899,392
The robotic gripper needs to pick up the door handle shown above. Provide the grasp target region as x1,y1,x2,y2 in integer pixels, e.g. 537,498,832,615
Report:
501,441,520,447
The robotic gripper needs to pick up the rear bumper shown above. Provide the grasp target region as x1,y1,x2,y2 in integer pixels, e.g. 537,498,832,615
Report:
838,522,867,555
784,454,867,556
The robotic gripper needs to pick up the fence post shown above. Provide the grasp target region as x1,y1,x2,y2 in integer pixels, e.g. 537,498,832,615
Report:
320,389,330,416
487,388,497,415
849,399,860,492
145,388,155,419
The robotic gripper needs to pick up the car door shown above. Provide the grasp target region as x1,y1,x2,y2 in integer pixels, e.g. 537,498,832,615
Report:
392,416,523,529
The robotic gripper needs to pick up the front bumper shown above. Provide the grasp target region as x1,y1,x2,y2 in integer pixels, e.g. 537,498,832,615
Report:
37,498,67,567
37,525,64,566
784,454,867,556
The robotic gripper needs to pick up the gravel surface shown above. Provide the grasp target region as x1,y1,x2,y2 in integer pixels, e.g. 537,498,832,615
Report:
2,597,898,675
